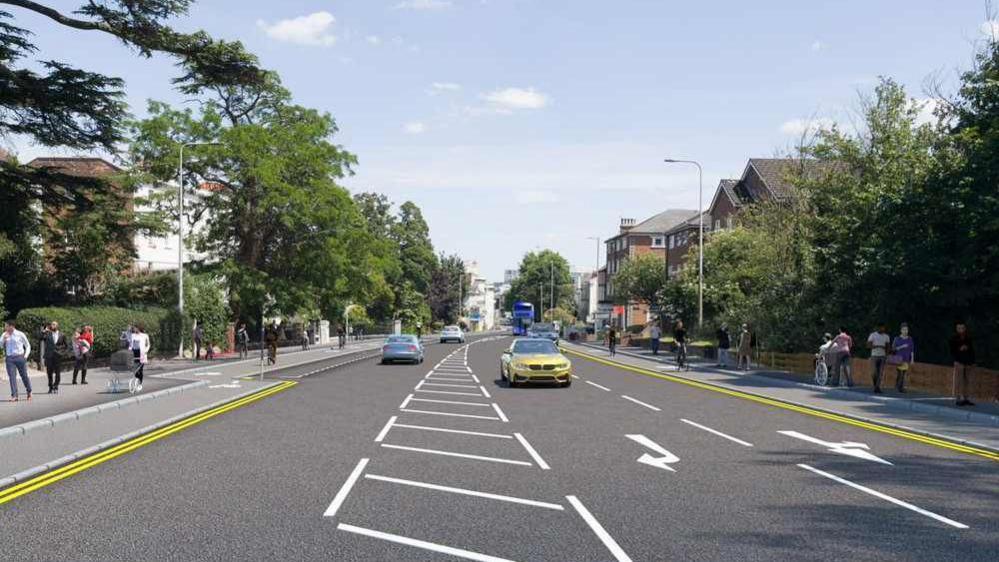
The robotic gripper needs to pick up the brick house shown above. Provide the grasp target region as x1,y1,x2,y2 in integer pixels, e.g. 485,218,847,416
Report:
602,209,696,328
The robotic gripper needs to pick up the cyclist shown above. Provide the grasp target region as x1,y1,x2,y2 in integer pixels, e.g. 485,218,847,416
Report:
673,320,688,370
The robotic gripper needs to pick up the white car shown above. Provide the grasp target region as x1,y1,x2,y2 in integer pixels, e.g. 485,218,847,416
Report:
440,325,465,343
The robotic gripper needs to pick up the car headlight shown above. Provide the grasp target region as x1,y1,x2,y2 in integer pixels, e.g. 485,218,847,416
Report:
556,362,570,369
514,362,530,370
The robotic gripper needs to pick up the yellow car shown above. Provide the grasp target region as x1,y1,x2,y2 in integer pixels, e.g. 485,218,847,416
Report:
500,338,572,388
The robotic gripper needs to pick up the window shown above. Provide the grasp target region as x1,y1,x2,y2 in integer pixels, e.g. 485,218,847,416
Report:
727,216,734,229
652,236,664,248
669,235,675,249
714,219,721,231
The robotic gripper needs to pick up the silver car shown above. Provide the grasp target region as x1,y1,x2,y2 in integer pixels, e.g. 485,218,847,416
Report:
381,334,425,364
440,325,465,343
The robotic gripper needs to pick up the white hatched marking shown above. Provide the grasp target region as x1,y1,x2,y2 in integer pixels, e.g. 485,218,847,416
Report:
514,433,550,470
323,458,369,517
491,403,510,423
422,382,479,388
380,444,532,466
391,422,513,439
337,524,516,562
374,416,396,443
410,397,491,407
400,408,501,421
398,394,414,409
416,389,483,397
365,474,564,510
567,496,633,561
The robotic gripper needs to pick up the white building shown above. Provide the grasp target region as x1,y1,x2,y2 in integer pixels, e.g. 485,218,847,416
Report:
462,261,496,332
133,181,214,272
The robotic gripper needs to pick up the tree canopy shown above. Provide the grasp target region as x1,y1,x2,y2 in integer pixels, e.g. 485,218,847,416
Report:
504,250,574,319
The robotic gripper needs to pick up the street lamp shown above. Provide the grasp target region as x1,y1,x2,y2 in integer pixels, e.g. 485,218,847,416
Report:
663,158,704,329
177,140,220,357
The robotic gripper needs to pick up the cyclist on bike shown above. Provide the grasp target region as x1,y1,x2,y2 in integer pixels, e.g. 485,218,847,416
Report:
815,333,835,385
673,320,688,370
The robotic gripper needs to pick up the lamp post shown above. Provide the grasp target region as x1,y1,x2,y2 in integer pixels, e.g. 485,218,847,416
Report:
177,141,219,357
663,158,704,329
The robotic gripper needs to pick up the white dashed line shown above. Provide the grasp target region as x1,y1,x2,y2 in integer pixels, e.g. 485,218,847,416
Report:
365,474,564,510
380,444,532,466
514,433,550,470
421,382,479,389
410,397,492,407
585,380,611,392
416,389,483,397
479,385,492,398
323,458,369,517
681,419,753,447
374,416,396,443
337,524,516,562
491,403,510,423
399,409,501,421
567,495,633,562
398,394,414,409
621,395,661,412
390,423,513,439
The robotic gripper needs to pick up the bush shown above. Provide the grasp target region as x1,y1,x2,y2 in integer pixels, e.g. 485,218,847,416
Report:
626,324,646,335
107,271,178,308
15,306,179,360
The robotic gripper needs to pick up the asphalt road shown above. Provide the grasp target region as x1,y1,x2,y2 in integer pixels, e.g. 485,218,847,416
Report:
3,335,997,561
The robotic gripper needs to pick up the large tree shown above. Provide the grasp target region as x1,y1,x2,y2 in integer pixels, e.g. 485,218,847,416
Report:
427,253,468,324
393,201,437,296
612,253,666,315
503,250,574,319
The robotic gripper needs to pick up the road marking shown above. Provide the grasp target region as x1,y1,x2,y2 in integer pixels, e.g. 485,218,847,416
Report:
479,385,492,398
416,389,483,397
566,496,633,562
374,416,396,443
564,347,999,463
338,523,515,562
471,374,481,383
380,444,532,466
365,474,564,510
410,397,491,407
585,380,611,392
491,403,510,423
400,409,501,421
0,381,296,506
398,394,414,409
422,382,479,388
466,366,473,373
621,395,661,412
797,464,968,529
323,458,369,517
625,434,680,472
514,433,550,470
415,380,425,390
681,419,754,447
391,423,513,439
571,374,580,380
426,376,475,382
779,430,892,465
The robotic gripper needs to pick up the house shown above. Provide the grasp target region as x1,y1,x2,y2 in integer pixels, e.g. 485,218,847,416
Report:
602,209,696,328
664,212,709,279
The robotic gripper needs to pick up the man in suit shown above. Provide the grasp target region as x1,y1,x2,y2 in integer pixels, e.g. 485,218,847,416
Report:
40,321,68,394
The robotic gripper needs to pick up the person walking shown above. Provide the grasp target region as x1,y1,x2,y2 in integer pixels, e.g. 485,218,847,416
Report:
830,326,854,387
337,325,346,350
3,320,32,401
607,325,618,356
716,324,731,368
891,323,916,393
192,322,204,361
236,323,250,359
673,320,688,369
649,323,662,356
129,324,150,393
950,322,976,407
867,323,891,394
737,324,752,371
71,327,91,385
40,321,68,394
265,322,279,365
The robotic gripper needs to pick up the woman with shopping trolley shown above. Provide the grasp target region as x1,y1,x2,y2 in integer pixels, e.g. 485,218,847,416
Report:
129,324,151,394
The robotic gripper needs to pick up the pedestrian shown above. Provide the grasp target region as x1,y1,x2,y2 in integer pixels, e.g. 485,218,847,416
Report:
607,325,618,356
130,324,150,393
716,324,731,367
40,321,68,394
236,323,249,359
266,322,279,365
301,323,310,351
337,325,345,350
830,326,854,387
737,324,752,371
192,321,204,361
649,323,662,356
950,321,976,407
2,320,32,401
867,323,891,394
674,320,688,369
71,327,91,385
890,323,915,393
205,338,215,361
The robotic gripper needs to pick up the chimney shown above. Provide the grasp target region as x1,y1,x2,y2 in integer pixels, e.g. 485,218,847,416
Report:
620,217,636,233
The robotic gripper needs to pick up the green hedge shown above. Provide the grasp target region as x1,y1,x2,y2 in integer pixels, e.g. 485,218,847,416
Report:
15,306,179,360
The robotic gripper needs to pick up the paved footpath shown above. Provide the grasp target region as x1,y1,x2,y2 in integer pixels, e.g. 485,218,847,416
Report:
566,342,999,454
1,335,996,561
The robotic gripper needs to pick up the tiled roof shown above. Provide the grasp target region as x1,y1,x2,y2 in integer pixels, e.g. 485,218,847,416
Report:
626,208,698,235
718,179,744,207
27,157,121,178
665,211,709,235
748,158,837,200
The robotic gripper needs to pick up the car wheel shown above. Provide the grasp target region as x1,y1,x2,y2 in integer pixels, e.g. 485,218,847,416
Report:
562,379,572,388
500,364,507,381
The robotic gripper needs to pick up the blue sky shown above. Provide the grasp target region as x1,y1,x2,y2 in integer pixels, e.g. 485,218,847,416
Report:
7,0,996,280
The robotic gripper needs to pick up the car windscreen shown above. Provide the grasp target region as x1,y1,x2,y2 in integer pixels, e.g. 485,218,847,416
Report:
386,336,415,344
512,340,558,354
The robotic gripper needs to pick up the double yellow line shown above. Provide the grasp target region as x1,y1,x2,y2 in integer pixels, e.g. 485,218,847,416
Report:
0,380,296,506
564,348,999,463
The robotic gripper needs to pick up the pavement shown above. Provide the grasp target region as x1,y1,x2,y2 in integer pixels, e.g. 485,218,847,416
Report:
1,334,996,561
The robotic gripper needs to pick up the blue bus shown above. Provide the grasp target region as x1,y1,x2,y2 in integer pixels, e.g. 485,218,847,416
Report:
512,302,534,336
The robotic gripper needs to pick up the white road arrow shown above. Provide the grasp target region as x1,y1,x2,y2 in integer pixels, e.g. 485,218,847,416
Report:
778,430,893,465
625,434,680,472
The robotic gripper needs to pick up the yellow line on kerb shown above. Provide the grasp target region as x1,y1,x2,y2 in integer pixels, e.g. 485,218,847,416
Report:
564,348,999,463
0,380,297,505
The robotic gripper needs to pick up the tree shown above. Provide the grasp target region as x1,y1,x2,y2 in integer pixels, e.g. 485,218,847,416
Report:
127,76,380,323
392,201,437,297
0,1,262,204
612,253,666,314
185,274,227,348
503,250,574,319
427,254,467,323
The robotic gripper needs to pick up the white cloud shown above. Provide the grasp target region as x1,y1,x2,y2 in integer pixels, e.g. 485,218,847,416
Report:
982,20,999,39
404,121,427,134
480,87,551,112
429,82,461,95
810,40,824,52
912,98,940,126
779,117,835,136
394,0,453,10
257,12,337,46
366,35,381,45
515,190,559,205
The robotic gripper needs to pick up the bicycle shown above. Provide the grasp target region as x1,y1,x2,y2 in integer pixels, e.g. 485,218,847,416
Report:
675,342,688,371
814,354,829,386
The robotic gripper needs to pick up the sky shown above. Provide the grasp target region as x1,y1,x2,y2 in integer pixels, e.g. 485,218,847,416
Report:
5,0,997,281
